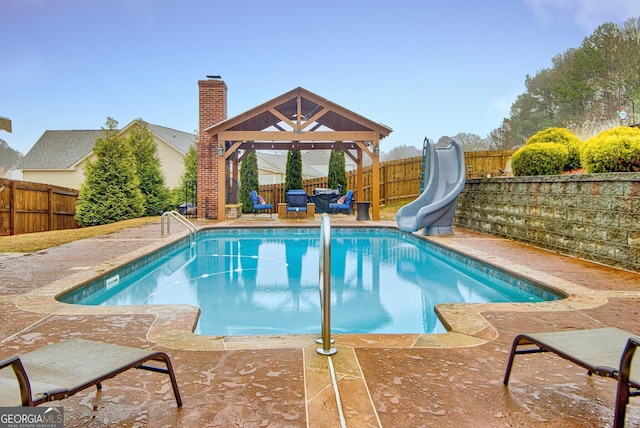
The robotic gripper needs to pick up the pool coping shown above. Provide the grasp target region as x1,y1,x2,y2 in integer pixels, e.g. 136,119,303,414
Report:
12,223,634,351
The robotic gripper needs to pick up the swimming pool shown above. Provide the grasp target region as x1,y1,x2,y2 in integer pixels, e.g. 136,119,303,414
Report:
59,227,562,336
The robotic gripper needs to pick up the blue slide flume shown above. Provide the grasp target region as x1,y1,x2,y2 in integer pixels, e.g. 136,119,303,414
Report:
396,138,466,235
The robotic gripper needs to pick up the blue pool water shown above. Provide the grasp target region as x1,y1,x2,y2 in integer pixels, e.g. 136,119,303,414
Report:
59,228,561,336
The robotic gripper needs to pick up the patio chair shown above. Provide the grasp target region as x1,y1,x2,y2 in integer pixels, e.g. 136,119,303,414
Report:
0,338,182,407
286,189,308,218
250,190,273,217
329,190,354,215
503,327,640,428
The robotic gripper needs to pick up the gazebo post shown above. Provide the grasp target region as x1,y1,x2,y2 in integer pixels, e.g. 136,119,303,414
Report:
217,145,227,221
355,142,364,205
371,137,380,221
218,140,244,220
231,148,239,203
355,140,379,220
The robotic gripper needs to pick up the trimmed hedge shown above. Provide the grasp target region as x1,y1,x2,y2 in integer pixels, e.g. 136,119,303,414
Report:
526,127,581,171
581,126,640,173
511,142,569,176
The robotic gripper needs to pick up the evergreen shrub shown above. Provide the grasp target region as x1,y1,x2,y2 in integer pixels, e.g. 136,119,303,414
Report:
76,118,145,226
285,149,303,195
526,127,581,170
127,120,172,216
511,142,569,176
580,126,640,173
328,149,347,190
239,150,259,212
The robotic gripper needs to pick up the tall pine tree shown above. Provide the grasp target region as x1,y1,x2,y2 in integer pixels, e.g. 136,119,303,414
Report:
127,119,171,215
284,149,302,194
239,150,259,212
75,117,144,226
177,143,197,206
328,149,347,191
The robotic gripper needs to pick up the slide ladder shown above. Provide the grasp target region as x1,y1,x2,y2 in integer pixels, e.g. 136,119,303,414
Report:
420,137,429,194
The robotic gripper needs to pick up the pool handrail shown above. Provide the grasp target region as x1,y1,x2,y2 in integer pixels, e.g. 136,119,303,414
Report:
161,211,197,246
317,213,337,356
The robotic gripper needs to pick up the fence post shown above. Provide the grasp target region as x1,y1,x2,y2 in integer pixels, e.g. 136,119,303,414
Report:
48,188,53,231
9,180,16,235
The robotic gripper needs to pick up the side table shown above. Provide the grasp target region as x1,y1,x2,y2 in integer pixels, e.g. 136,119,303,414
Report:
355,201,371,221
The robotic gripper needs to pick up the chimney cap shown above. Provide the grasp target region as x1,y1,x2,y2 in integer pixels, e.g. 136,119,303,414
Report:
206,75,221,79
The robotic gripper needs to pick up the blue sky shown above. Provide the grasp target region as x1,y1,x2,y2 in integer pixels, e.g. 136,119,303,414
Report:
2,0,640,156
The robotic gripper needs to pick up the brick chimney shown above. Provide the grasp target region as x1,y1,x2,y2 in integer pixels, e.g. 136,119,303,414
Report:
197,77,227,219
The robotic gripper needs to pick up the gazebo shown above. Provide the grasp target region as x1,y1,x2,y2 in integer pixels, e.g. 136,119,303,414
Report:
197,79,392,220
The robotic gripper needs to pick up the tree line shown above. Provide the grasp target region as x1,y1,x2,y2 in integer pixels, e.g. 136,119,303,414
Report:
0,139,22,174
453,16,640,152
494,16,640,149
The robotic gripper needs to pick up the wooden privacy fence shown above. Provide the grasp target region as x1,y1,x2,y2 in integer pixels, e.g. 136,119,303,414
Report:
0,151,511,233
0,179,79,236
464,150,514,178
259,150,514,205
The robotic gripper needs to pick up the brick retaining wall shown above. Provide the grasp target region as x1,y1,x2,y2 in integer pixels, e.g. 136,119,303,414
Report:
454,172,640,272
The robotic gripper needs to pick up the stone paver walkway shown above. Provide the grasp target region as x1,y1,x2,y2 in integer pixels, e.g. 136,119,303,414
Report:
1,217,639,427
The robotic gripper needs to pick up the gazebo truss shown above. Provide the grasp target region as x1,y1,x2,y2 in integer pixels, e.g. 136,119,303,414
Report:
204,87,393,220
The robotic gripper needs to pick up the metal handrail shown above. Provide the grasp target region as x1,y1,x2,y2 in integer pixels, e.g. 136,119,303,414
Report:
161,211,197,246
317,213,336,356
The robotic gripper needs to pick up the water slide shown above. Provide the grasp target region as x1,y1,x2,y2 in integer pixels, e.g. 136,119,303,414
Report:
396,138,466,236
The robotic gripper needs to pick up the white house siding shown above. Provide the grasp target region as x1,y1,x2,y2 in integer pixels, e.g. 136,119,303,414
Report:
112,125,188,190
22,158,90,190
154,138,187,189
259,171,285,185
22,139,187,190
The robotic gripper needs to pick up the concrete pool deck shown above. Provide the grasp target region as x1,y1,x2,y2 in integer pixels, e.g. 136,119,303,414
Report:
1,216,640,427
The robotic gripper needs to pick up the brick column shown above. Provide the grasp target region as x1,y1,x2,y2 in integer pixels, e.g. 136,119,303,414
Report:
197,78,227,219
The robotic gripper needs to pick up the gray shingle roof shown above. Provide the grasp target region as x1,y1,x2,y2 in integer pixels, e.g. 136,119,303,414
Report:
16,130,103,169
145,123,195,154
16,122,195,170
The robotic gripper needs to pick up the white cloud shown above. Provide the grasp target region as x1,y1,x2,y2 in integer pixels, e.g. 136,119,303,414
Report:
524,0,640,30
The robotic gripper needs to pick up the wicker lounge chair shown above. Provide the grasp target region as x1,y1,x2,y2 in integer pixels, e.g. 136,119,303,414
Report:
503,327,640,427
0,338,182,407
286,189,308,218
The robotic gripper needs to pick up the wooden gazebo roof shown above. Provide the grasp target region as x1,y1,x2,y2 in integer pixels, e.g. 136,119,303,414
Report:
206,87,392,148
206,87,392,220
